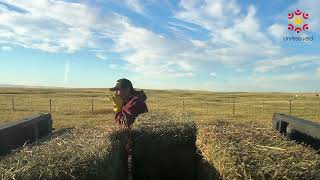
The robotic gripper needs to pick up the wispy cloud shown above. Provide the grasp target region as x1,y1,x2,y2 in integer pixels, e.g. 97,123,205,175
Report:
209,72,217,77
1,1,198,78
175,1,283,65
254,55,320,73
0,0,95,53
1,46,12,51
0,0,285,70
96,53,107,60
268,23,286,39
95,14,198,78
125,0,145,15
168,21,200,32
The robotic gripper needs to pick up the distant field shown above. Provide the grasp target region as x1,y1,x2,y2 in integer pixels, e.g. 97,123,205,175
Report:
0,88,319,128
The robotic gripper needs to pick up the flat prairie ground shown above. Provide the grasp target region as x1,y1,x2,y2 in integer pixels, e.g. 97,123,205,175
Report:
0,88,319,128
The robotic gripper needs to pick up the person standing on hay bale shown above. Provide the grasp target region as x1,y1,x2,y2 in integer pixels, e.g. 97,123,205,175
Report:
109,78,148,128
109,78,148,180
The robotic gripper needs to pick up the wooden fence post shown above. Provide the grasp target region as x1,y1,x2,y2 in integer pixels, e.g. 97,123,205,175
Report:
91,99,94,113
30,98,33,111
318,97,320,116
232,98,235,116
49,99,52,112
25,100,28,111
220,101,223,119
183,99,185,112
12,99,15,111
289,99,292,116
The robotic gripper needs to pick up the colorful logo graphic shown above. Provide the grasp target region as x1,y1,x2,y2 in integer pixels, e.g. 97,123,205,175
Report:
288,9,309,33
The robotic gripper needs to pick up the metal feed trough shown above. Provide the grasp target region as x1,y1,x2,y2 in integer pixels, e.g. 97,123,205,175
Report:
0,113,52,155
272,113,320,142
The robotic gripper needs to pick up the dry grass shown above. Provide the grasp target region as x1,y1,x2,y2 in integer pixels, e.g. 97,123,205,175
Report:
1,88,320,128
0,125,129,180
197,121,320,179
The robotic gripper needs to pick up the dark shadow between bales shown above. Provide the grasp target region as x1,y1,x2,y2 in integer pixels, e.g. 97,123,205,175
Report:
196,152,221,180
125,122,220,180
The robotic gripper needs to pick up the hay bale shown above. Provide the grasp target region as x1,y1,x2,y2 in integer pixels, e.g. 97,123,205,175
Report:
136,111,192,123
197,121,320,179
0,112,197,180
131,113,197,180
0,126,128,180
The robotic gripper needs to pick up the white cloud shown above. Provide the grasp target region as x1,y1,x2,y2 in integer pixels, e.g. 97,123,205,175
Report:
209,72,217,77
95,14,200,78
1,46,12,51
0,0,198,79
0,0,285,77
190,39,207,48
176,61,194,71
125,0,145,15
168,21,200,32
175,1,283,65
110,0,290,80
254,55,320,73
268,23,286,39
0,0,96,53
1,0,319,91
96,53,107,60
176,0,241,30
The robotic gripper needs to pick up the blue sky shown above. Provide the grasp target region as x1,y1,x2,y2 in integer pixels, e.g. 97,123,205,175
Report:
0,0,319,92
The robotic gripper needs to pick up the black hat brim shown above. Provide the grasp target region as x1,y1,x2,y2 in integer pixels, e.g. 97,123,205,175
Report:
109,87,120,91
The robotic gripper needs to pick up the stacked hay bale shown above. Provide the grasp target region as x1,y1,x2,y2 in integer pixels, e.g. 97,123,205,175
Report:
132,112,198,180
0,112,197,180
197,121,320,179
0,126,128,180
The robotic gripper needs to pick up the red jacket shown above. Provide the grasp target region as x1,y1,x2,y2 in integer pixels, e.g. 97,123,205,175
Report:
115,90,148,127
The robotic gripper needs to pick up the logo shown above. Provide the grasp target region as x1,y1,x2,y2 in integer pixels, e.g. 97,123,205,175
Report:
288,9,309,33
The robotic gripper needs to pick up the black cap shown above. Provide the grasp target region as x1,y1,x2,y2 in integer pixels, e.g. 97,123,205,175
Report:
109,78,133,91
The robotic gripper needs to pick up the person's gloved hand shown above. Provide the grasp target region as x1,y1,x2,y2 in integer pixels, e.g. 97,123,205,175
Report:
110,93,123,113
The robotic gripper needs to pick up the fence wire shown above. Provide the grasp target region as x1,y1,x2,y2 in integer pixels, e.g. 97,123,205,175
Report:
0,97,319,120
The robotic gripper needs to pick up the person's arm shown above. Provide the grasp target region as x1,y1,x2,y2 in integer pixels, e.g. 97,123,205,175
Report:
110,93,123,113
